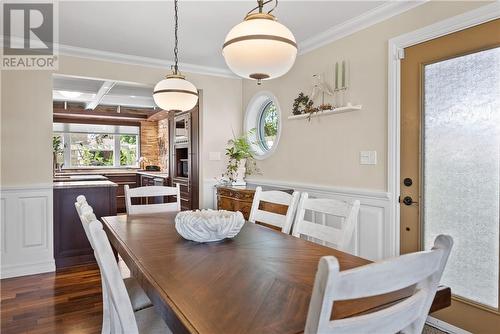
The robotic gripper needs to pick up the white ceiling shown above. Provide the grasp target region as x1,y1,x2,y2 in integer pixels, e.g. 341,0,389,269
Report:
58,1,395,71
53,75,156,108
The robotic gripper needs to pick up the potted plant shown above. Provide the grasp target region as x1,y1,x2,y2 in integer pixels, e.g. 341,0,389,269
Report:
224,130,259,186
53,135,64,174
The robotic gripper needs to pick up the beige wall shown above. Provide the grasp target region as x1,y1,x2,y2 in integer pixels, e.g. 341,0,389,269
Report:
242,1,488,192
1,70,53,186
1,56,243,205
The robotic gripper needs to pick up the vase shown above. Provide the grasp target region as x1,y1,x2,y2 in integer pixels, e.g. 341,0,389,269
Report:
232,159,246,186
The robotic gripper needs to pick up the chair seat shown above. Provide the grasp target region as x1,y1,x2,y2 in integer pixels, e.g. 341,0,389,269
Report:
124,277,153,311
135,306,173,334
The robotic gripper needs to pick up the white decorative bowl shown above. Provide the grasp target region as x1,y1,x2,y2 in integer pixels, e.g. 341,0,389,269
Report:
175,209,245,243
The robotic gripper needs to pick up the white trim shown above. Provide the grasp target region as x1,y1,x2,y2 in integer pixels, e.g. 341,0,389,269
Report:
1,261,55,279
387,2,500,255
244,178,392,260
0,36,238,79
0,184,54,192
57,43,238,79
245,178,390,200
299,0,428,55
244,91,282,160
426,316,472,334
1,185,55,279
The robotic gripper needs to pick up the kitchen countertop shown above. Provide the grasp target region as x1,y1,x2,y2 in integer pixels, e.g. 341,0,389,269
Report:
54,175,108,182
53,180,118,189
54,170,169,178
136,171,169,178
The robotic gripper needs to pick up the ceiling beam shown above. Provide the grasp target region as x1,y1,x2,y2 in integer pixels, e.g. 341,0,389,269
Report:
85,80,116,110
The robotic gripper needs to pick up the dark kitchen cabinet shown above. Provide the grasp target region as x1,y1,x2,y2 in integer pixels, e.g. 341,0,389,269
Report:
53,183,117,268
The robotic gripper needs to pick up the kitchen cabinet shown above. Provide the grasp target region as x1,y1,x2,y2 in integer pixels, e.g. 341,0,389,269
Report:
103,173,137,213
53,181,117,268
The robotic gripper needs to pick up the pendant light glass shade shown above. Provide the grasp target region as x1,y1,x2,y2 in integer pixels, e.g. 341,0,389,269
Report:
153,74,198,112
223,13,297,82
153,0,198,112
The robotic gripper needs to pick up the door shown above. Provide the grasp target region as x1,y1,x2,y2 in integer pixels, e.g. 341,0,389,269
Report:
400,19,500,333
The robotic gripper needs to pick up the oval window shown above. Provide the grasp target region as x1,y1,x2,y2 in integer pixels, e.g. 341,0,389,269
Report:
245,92,281,159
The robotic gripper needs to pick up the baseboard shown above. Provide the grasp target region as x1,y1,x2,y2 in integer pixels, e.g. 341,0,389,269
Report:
1,260,55,279
426,316,472,334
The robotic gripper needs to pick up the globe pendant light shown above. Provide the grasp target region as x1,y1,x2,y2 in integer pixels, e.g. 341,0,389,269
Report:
153,0,198,112
222,0,297,85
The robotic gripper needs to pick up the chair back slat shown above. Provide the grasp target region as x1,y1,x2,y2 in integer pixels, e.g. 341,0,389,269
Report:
126,185,179,198
294,220,343,245
248,187,299,234
125,184,181,215
325,291,427,334
88,220,139,334
304,235,453,334
334,249,442,300
253,210,290,229
292,193,360,253
259,190,296,206
301,198,350,218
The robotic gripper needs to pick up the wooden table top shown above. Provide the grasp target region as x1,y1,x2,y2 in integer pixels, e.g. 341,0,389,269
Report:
101,212,450,334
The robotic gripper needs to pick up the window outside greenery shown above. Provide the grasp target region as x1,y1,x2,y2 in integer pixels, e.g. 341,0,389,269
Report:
258,101,278,151
70,133,115,167
120,135,138,166
53,131,139,168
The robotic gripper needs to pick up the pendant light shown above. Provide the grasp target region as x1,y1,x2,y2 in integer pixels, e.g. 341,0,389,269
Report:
222,0,297,84
153,0,198,112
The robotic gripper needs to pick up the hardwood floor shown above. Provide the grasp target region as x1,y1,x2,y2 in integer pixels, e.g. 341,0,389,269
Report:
1,262,447,334
1,264,104,334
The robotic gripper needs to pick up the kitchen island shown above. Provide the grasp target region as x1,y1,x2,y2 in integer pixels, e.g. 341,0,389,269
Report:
53,180,117,268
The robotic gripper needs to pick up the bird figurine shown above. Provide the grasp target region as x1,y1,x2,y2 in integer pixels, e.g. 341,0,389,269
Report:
310,74,333,105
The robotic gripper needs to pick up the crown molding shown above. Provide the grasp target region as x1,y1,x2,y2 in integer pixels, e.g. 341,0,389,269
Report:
0,36,237,79
57,43,238,79
298,0,428,55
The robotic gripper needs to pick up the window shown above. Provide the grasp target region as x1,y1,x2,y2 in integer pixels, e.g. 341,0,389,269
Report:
258,101,278,151
245,91,281,159
53,123,139,168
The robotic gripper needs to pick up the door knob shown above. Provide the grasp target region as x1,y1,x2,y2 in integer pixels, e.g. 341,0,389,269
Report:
402,196,415,206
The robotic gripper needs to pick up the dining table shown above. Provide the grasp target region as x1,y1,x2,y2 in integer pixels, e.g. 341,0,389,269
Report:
101,212,451,334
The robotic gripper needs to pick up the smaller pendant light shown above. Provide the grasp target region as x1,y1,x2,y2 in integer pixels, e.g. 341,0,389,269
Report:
154,0,198,112
223,0,297,84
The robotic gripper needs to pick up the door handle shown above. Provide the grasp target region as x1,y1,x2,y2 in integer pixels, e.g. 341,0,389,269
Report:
401,196,418,206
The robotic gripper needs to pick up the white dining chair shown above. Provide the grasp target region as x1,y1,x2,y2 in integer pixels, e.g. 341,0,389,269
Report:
292,193,360,254
248,186,300,234
305,234,453,334
124,184,181,215
75,197,152,334
87,219,172,334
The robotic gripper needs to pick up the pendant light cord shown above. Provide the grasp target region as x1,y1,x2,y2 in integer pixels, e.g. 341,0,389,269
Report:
173,0,179,74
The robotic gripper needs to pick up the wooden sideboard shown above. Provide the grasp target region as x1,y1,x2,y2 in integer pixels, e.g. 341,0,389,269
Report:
216,185,294,228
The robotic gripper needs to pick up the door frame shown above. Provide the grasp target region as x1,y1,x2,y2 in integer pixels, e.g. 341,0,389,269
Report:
387,2,500,257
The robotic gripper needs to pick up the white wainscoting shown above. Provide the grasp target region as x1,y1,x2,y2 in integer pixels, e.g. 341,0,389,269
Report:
0,184,55,278
204,178,394,261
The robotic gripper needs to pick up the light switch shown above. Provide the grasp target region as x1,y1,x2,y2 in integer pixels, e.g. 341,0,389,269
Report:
209,152,221,161
360,151,377,165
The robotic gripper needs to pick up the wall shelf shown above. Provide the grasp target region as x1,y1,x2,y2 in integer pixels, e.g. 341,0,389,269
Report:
288,104,362,120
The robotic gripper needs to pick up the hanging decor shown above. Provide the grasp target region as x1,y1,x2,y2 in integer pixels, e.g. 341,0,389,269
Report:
153,0,198,112
222,0,297,85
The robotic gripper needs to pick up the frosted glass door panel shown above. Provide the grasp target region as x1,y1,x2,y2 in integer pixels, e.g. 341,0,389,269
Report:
423,47,500,308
